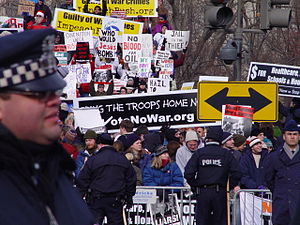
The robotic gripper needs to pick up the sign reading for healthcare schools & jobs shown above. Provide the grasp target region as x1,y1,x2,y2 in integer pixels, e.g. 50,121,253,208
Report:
247,62,300,98
197,81,278,122
73,90,209,132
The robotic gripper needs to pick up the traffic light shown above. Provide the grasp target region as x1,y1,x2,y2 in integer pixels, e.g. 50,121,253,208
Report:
260,0,292,30
204,0,233,28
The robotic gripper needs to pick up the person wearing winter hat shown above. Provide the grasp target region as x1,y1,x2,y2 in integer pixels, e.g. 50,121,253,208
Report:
222,132,242,161
176,130,199,176
75,129,98,177
34,0,52,26
239,136,268,190
184,126,241,225
233,134,247,150
265,119,300,225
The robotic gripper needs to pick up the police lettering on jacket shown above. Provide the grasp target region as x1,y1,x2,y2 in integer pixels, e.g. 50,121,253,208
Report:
201,159,222,166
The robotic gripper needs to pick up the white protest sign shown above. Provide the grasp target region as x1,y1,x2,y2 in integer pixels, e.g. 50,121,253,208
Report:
181,82,195,90
157,59,173,80
73,108,106,134
97,30,117,58
165,30,190,51
155,50,171,60
68,64,92,83
137,57,152,78
63,71,77,99
123,34,142,63
140,34,153,58
148,78,170,93
64,30,93,51
199,76,229,82
113,78,128,93
102,16,124,32
133,189,157,204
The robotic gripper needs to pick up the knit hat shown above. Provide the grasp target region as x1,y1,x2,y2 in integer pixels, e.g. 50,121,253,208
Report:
250,127,264,137
36,11,45,17
264,137,273,148
154,145,168,156
206,127,223,143
135,125,149,136
119,133,140,150
249,136,262,148
97,133,113,145
83,129,97,140
233,134,246,147
222,132,233,144
60,102,68,111
283,119,300,132
185,130,199,142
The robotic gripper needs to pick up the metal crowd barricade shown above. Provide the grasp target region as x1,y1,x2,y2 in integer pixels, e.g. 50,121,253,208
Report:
125,186,196,225
232,189,272,225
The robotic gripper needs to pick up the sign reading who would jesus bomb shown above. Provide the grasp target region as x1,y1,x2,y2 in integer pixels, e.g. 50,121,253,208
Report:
247,62,300,98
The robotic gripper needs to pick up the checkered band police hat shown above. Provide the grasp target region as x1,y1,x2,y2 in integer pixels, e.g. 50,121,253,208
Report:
0,29,66,92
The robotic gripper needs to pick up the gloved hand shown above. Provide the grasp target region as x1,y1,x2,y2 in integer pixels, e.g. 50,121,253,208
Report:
125,196,133,209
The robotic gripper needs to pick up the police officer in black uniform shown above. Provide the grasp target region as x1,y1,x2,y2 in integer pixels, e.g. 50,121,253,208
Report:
76,133,137,225
184,127,241,225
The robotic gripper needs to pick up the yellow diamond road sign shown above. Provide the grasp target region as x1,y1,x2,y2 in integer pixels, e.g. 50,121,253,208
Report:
197,81,278,122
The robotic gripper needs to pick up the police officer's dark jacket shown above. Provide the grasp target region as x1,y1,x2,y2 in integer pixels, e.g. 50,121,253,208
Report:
76,145,136,198
0,124,94,225
184,142,241,188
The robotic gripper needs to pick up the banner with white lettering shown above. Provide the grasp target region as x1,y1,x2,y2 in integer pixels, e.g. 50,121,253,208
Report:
68,63,92,83
247,62,300,97
96,30,118,58
73,90,210,132
64,30,94,51
123,34,142,63
138,57,152,78
148,78,170,93
165,30,190,51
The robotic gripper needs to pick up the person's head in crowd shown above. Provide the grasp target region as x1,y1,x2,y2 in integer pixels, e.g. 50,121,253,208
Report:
264,137,274,152
165,129,180,143
167,140,181,161
135,125,149,142
260,122,274,139
175,128,186,144
196,127,206,139
249,136,263,154
120,87,127,94
35,11,45,24
119,119,134,135
97,133,113,148
158,14,167,23
185,130,199,152
38,0,45,5
251,127,265,141
152,145,170,169
54,32,63,45
125,133,142,151
83,129,98,153
222,132,234,150
64,112,74,128
127,87,134,94
233,134,247,151
161,24,168,34
59,102,69,122
283,119,300,149
112,140,124,152
127,77,135,87
138,79,147,92
205,127,223,144
93,6,102,15
97,83,105,93
60,124,77,144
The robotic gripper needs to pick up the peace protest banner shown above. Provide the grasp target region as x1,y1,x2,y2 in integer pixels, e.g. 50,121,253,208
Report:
96,30,118,58
74,0,158,17
64,30,94,51
52,8,143,36
73,90,213,132
137,57,152,78
68,63,92,83
148,78,170,93
123,34,142,63
165,30,190,51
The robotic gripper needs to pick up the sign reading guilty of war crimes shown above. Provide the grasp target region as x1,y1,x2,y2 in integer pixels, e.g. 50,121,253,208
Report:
165,30,190,51
73,90,207,132
96,30,118,58
52,8,143,36
247,62,300,98
123,34,142,63
74,0,158,17
64,30,93,51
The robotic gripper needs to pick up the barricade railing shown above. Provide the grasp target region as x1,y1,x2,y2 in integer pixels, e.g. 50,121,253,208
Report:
125,186,195,225
232,189,272,225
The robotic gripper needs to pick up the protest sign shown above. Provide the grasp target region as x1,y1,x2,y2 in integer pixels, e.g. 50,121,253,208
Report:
96,30,118,58
138,57,152,78
113,78,127,94
123,34,142,63
63,71,77,99
248,61,300,98
110,10,126,19
0,17,24,28
140,34,153,58
74,0,157,17
181,82,195,90
222,104,254,137
73,108,106,133
64,30,93,51
158,59,173,79
155,50,171,60
68,63,92,83
53,45,68,66
148,78,170,93
102,16,124,32
165,30,190,51
73,90,213,132
17,0,35,16
52,8,143,36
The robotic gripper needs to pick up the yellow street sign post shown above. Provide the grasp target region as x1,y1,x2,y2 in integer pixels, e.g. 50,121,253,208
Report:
197,81,278,122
